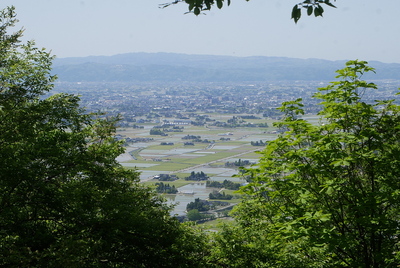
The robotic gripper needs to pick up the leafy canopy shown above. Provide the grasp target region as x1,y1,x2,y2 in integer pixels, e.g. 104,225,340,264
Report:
160,0,337,23
207,61,400,267
0,6,207,267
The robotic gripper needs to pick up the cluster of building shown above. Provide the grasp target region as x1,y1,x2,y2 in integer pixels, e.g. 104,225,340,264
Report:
52,80,400,126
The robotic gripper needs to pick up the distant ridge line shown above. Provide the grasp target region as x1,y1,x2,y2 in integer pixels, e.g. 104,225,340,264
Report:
52,52,400,82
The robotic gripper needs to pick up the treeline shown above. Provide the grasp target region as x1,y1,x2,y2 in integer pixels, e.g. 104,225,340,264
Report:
251,140,266,146
182,134,211,143
160,142,174,145
155,182,178,194
224,159,253,167
185,198,231,222
184,171,209,181
209,190,233,200
149,127,167,136
182,135,201,140
206,179,242,190
186,198,214,212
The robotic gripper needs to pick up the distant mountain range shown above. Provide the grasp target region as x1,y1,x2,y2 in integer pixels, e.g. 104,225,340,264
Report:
52,53,400,82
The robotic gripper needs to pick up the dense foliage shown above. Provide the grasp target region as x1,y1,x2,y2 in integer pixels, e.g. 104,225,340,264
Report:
209,190,233,200
208,61,400,267
187,198,213,212
206,179,242,190
0,7,207,267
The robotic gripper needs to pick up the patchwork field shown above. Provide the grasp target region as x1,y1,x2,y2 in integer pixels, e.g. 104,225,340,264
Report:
116,114,281,215
117,124,273,181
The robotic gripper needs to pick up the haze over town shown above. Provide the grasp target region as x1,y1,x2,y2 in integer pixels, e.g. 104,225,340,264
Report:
4,0,400,63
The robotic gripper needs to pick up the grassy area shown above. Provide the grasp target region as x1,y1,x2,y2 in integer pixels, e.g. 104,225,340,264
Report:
201,129,233,135
182,144,211,149
208,198,241,204
239,151,263,159
126,148,145,160
140,162,193,171
170,179,204,187
184,126,209,131
124,160,154,164
180,151,239,165
208,162,225,167
145,144,182,150
214,141,248,146
220,189,241,196
141,180,158,187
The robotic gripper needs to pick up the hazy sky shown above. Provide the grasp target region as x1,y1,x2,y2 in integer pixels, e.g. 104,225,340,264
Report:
3,0,400,63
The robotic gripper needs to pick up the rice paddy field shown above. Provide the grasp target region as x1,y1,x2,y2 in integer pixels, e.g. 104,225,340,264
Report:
116,113,310,215
117,123,271,182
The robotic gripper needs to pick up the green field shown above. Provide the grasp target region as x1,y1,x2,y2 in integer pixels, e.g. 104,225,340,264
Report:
117,114,283,186
119,122,274,180
179,151,241,165
140,162,193,171
145,144,182,150
213,141,248,146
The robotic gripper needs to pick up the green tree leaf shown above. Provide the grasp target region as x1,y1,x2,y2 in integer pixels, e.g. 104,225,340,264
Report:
307,5,313,16
291,5,302,24
214,60,400,267
216,0,223,9
0,6,208,267
162,0,338,23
